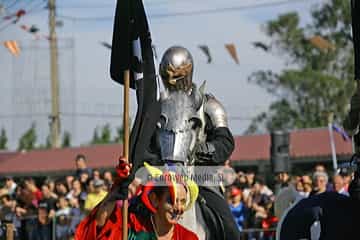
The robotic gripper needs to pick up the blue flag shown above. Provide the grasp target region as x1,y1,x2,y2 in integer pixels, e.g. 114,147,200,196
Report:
332,124,351,141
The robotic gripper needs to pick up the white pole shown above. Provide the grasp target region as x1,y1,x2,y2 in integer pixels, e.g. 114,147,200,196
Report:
328,122,338,170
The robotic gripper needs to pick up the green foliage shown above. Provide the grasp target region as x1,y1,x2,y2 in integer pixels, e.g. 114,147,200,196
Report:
114,126,124,143
0,128,8,150
62,131,71,148
247,0,356,133
91,127,101,144
91,124,113,144
18,123,37,151
100,124,111,143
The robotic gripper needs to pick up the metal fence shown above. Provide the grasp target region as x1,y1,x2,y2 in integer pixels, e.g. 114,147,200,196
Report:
0,215,276,240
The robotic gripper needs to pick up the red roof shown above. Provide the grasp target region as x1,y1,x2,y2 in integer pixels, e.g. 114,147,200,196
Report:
0,144,122,175
0,128,353,175
231,127,353,161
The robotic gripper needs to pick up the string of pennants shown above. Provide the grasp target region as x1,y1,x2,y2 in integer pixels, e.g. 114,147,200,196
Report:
2,34,336,58
1,7,54,56
99,35,336,65
0,7,337,58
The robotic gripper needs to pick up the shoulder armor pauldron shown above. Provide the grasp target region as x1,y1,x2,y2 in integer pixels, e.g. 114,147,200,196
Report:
204,94,228,128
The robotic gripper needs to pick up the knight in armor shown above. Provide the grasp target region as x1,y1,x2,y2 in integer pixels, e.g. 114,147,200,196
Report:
150,46,240,240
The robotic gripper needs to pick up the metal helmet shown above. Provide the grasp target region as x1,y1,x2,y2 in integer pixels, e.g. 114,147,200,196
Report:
159,46,194,92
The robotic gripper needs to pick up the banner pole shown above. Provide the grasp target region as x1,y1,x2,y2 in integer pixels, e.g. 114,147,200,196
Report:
122,70,130,240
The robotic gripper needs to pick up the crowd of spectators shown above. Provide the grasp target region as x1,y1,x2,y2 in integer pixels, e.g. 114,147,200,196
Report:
0,154,354,240
225,163,352,240
0,154,113,240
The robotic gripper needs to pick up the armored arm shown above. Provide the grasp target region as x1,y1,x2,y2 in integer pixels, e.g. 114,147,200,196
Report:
195,95,235,165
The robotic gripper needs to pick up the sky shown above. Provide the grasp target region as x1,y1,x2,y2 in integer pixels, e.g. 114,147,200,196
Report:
0,0,325,149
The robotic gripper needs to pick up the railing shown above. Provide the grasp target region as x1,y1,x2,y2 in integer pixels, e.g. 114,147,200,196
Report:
0,215,277,240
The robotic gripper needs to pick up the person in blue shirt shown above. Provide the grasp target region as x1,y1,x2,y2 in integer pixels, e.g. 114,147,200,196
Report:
229,187,248,231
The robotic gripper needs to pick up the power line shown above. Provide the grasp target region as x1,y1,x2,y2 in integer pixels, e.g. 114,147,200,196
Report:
57,0,318,21
55,0,169,9
0,0,47,32
3,0,21,10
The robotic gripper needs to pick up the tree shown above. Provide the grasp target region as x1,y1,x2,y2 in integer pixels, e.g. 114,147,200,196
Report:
247,0,355,133
0,128,8,150
18,123,37,151
91,124,112,144
62,131,71,148
100,124,111,143
91,127,101,144
114,126,124,143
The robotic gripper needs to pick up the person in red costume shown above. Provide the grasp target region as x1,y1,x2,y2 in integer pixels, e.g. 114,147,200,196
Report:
75,159,199,240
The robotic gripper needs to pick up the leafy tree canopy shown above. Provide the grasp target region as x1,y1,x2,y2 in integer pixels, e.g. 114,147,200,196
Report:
247,0,355,133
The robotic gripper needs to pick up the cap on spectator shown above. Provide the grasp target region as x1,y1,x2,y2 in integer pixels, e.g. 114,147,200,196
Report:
93,179,104,188
230,187,241,197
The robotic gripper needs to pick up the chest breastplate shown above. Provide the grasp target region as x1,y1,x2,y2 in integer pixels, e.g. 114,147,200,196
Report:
157,90,206,165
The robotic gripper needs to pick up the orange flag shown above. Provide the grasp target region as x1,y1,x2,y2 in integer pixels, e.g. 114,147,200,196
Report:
225,43,239,64
4,40,20,56
309,36,335,52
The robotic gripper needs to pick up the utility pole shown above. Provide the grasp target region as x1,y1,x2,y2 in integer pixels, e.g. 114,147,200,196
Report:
48,0,60,148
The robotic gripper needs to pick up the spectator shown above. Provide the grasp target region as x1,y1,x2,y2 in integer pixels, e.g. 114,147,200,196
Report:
86,178,95,194
245,170,256,187
242,170,256,201
0,191,21,239
333,174,349,196
44,178,56,194
93,169,101,181
295,177,306,197
65,175,74,192
55,179,68,196
274,172,290,194
67,197,84,236
84,179,107,213
28,202,52,240
339,168,352,192
246,177,271,238
24,177,42,204
66,178,87,207
236,171,248,189
40,184,57,219
314,164,326,173
103,171,113,190
75,154,92,178
310,171,329,196
79,171,90,188
4,176,17,197
16,181,38,213
229,187,248,231
301,175,312,197
55,196,71,240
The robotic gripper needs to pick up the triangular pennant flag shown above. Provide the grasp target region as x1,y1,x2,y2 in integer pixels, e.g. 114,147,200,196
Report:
198,45,212,63
13,9,26,23
100,41,112,49
29,25,39,34
252,41,269,52
4,40,20,56
225,43,239,64
309,36,335,52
